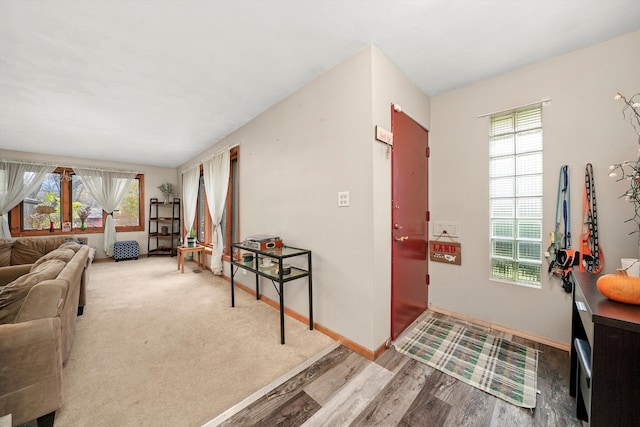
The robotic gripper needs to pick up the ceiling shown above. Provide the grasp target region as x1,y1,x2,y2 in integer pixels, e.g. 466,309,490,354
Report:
1,1,639,168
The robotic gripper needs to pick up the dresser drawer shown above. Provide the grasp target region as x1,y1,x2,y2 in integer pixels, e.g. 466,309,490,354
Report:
574,281,594,345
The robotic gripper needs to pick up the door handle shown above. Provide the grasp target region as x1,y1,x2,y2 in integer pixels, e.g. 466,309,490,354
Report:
394,223,403,230
394,236,409,242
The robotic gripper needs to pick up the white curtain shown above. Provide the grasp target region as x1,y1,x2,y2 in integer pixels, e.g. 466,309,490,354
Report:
0,161,57,239
72,167,136,257
203,150,230,274
181,166,200,243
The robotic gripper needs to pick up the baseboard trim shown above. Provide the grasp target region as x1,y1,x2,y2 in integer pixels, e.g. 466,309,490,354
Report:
221,275,380,361
429,305,571,352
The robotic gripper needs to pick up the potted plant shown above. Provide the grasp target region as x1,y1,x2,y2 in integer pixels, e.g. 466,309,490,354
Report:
609,91,640,273
187,228,197,247
157,182,173,204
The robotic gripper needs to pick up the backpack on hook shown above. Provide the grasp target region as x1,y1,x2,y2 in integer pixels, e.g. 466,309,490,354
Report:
547,165,577,292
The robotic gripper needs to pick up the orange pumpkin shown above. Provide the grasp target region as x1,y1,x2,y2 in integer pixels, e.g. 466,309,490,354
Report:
596,269,640,305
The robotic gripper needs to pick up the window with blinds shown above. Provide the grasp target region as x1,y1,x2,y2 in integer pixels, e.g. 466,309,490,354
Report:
489,106,543,286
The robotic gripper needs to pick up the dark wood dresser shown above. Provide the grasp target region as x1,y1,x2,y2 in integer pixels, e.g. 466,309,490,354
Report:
570,271,640,426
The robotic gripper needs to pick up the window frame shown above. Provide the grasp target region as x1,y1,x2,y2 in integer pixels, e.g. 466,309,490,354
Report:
489,107,543,287
9,167,145,236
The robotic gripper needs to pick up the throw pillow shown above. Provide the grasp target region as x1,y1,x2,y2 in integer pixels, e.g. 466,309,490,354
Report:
0,259,66,324
31,248,75,270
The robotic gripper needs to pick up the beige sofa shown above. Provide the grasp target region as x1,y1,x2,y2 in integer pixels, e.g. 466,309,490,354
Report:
0,237,94,427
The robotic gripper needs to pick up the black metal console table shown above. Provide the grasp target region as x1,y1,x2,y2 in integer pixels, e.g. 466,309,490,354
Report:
230,243,313,344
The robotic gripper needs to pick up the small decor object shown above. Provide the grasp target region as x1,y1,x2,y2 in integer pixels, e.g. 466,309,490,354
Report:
597,269,640,305
158,182,173,204
76,206,90,231
62,222,72,233
429,231,461,265
35,204,55,232
186,228,196,248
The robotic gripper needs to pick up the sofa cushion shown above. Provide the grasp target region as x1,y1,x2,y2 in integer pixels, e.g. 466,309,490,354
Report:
58,241,83,253
11,237,68,265
31,248,75,270
0,259,66,324
0,239,12,267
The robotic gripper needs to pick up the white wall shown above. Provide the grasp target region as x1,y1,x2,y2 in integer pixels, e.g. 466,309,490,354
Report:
429,30,640,345
181,46,377,348
179,45,431,352
0,148,177,259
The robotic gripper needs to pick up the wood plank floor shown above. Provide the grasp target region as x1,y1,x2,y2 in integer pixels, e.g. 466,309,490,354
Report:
214,312,582,426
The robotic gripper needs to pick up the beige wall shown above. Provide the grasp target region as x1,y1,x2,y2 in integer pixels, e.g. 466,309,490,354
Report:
0,148,178,259
429,30,640,345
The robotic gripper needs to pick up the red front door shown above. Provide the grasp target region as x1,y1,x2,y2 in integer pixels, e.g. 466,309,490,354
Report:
391,106,429,340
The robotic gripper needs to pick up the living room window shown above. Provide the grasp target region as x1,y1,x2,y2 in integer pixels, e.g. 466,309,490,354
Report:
70,174,143,230
194,147,239,259
22,172,62,231
489,107,543,286
10,168,144,235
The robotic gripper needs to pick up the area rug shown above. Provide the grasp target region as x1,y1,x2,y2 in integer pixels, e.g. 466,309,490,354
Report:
395,316,539,408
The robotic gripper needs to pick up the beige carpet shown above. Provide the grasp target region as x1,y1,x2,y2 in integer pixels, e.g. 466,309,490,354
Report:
47,256,335,427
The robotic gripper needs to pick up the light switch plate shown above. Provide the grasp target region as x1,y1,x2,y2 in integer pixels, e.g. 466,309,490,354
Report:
338,191,350,207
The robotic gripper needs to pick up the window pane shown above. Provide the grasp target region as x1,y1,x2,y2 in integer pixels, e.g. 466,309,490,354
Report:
491,199,514,218
516,108,542,131
491,114,514,135
490,106,542,285
491,259,515,280
490,157,514,177
492,240,514,258
231,157,239,247
490,177,514,198
517,220,542,240
516,152,542,175
516,175,542,197
516,129,542,153
23,173,61,230
516,263,541,284
517,198,542,218
490,135,514,157
518,241,541,260
72,175,102,228
198,175,205,242
113,179,140,227
492,220,514,239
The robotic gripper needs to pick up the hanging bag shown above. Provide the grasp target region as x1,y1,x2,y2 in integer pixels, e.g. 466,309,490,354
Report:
579,163,604,274
548,165,576,292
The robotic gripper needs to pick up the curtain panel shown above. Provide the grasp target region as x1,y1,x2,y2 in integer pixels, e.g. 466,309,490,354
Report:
203,150,230,275
72,167,136,256
181,166,200,244
0,160,57,239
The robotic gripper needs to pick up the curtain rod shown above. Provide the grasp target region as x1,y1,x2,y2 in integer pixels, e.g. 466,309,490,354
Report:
477,97,552,118
0,158,58,168
70,165,141,174
181,143,239,175
0,158,140,174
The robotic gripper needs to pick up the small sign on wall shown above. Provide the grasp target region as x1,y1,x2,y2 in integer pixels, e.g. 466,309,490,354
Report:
429,240,462,265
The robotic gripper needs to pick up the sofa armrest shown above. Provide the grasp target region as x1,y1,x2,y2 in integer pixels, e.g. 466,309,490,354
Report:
0,317,63,425
0,264,33,286
14,280,67,324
